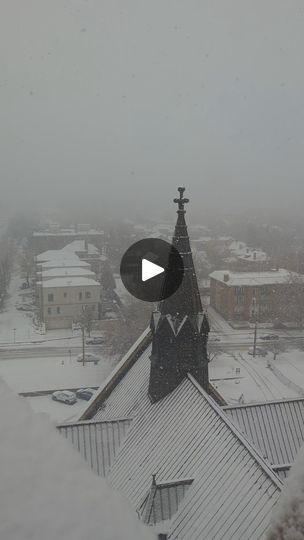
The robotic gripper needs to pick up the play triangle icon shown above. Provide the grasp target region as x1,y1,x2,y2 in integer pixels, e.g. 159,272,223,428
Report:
142,258,164,282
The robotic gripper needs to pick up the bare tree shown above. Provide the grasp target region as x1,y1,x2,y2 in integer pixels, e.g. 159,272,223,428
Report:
271,271,304,328
19,250,35,287
78,305,95,337
105,299,151,358
0,238,14,303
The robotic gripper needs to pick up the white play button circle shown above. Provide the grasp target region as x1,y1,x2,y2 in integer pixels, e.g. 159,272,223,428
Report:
142,259,164,282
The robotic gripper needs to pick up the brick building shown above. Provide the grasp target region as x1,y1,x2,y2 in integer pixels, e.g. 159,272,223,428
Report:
209,268,304,321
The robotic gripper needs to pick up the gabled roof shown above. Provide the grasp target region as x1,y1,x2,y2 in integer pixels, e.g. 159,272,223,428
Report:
105,374,282,539
223,398,304,472
57,418,132,477
139,477,194,526
71,331,282,539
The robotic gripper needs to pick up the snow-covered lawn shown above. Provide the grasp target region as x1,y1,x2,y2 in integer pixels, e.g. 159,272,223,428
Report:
274,350,304,392
0,354,116,394
210,351,301,404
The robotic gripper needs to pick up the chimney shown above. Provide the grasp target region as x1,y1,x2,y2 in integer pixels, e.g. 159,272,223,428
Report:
223,273,229,282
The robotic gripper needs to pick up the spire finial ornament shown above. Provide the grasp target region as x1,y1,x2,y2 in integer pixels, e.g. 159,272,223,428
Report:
174,186,189,213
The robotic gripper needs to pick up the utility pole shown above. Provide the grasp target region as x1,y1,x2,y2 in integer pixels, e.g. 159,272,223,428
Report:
253,318,257,358
81,325,85,366
252,294,258,358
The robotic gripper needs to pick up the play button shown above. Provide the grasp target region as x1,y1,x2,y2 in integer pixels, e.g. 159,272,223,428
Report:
142,259,164,282
120,238,184,302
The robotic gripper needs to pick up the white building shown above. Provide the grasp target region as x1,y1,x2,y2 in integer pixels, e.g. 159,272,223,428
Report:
37,277,101,330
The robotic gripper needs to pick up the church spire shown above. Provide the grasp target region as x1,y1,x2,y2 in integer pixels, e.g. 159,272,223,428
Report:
148,187,210,402
159,187,202,318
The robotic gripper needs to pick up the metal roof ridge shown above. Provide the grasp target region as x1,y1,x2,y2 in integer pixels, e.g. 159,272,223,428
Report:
223,396,304,409
79,327,151,420
187,373,284,490
57,416,133,429
154,477,194,487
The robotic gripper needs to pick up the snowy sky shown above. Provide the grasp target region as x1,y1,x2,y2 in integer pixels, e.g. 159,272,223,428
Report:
1,1,304,219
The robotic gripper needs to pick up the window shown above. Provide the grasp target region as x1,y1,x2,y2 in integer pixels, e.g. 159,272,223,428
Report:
85,291,91,299
48,293,54,302
64,292,67,298
47,307,51,315
79,292,82,300
234,286,244,296
56,306,60,314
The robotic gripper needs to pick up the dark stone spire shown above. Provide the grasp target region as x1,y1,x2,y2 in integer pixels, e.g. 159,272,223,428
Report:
148,187,210,402
159,187,202,318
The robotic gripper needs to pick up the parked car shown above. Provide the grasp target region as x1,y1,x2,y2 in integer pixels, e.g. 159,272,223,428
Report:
76,388,95,401
260,334,279,341
52,390,77,404
248,347,268,357
86,336,105,345
16,304,33,311
77,353,100,364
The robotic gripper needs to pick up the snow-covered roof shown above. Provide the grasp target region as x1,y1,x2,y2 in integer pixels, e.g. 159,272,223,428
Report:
41,277,100,288
57,418,132,477
36,250,74,262
62,331,283,539
61,240,100,255
224,397,304,472
209,268,304,286
33,229,103,237
41,259,91,270
40,267,96,279
228,241,269,262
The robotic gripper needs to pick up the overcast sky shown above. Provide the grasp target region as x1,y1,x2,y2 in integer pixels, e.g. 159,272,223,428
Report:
1,1,304,221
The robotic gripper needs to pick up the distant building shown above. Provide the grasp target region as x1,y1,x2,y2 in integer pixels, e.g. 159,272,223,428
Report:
37,277,101,330
209,268,303,321
35,241,103,329
31,224,104,254
227,241,270,270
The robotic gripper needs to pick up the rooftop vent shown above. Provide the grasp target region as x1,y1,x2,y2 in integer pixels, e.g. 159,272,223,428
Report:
223,273,230,282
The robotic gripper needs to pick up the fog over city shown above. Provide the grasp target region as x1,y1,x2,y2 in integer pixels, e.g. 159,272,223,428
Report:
3,2,304,539
1,0,304,222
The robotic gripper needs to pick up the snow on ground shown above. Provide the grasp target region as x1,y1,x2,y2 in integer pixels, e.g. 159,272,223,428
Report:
0,379,155,540
210,351,301,404
267,442,304,540
0,354,115,394
274,350,304,393
115,275,134,305
0,273,37,343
